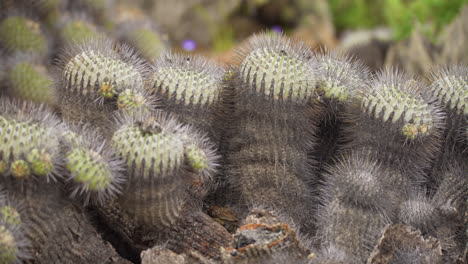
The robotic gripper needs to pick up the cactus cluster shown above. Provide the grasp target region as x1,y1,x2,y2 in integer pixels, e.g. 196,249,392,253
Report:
0,1,467,263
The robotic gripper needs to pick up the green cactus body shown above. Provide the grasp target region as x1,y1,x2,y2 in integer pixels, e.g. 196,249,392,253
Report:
316,53,368,103
117,89,153,114
60,125,124,205
61,20,98,45
7,61,53,105
0,161,8,175
0,16,47,54
26,148,53,177
0,113,58,180
0,207,20,227
112,115,189,227
151,56,221,107
63,49,143,99
60,130,82,149
240,47,314,102
150,53,224,145
0,226,17,264
113,125,184,179
66,148,112,191
431,74,467,116
360,79,435,139
10,160,30,179
185,145,208,172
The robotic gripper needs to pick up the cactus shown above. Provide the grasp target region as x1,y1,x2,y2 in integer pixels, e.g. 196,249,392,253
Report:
150,52,225,141
226,33,320,237
398,190,440,234
427,65,467,182
55,37,150,131
343,68,444,181
1,54,54,105
109,110,229,259
311,52,370,174
61,125,125,205
0,14,47,55
112,111,192,227
322,152,400,213
0,189,31,264
0,98,62,181
316,199,390,263
429,65,468,116
315,51,369,103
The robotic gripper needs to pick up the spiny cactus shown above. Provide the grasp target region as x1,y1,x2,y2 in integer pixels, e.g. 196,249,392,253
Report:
0,97,62,182
316,199,390,263
0,13,48,56
60,125,125,205
0,189,30,264
4,182,131,264
321,152,399,214
427,65,467,181
226,33,320,237
109,110,229,259
398,189,440,234
0,54,54,105
343,68,444,181
55,37,151,131
315,51,369,104
112,110,202,227
150,52,225,141
311,51,370,174
428,158,467,262
236,33,316,103
428,65,467,117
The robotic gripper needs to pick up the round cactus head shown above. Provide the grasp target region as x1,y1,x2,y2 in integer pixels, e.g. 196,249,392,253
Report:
324,153,392,211
235,33,317,103
0,14,47,55
0,98,62,181
428,65,468,116
112,111,186,180
315,51,369,102
59,14,99,45
116,88,156,115
151,52,224,107
398,190,439,233
0,206,21,227
359,68,441,140
57,37,148,104
61,125,125,205
112,111,195,226
2,55,54,105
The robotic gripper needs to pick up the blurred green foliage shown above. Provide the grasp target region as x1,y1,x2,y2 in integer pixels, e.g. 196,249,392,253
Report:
330,0,467,40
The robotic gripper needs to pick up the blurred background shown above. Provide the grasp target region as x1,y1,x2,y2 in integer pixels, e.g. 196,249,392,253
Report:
1,0,467,76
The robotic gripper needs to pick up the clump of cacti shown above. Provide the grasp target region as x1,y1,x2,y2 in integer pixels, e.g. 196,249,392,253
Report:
0,97,62,182
0,2,467,263
60,124,125,205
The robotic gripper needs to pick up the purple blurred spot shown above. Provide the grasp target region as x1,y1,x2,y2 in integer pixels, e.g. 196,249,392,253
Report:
272,25,282,34
182,39,197,51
